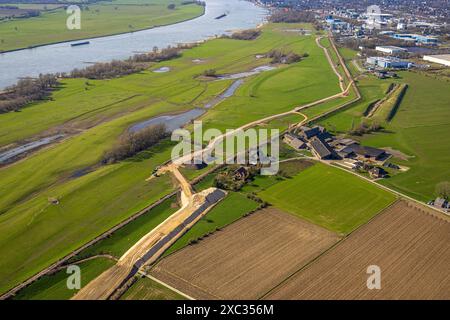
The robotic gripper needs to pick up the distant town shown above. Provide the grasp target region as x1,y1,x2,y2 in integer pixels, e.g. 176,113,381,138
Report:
255,0,450,74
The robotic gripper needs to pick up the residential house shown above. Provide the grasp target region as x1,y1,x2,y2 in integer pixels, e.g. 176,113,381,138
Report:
433,197,449,212
233,166,249,180
369,167,388,179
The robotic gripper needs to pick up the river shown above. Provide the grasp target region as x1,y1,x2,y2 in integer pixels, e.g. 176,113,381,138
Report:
0,0,268,89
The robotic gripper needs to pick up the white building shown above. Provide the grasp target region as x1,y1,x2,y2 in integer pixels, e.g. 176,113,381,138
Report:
397,23,406,30
375,46,408,55
423,54,450,67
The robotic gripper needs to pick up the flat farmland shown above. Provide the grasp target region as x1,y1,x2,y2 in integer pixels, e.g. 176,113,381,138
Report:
150,208,340,300
265,201,450,300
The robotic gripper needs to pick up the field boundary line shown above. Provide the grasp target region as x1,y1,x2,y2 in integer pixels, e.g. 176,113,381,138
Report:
259,199,401,300
138,271,195,300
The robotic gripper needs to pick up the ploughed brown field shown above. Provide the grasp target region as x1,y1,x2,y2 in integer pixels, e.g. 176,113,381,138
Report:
150,208,340,299
265,200,450,300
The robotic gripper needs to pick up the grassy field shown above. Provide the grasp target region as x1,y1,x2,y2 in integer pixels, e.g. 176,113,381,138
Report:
199,26,341,133
120,276,186,300
12,257,115,300
259,163,397,234
163,192,260,256
0,141,175,294
359,72,450,201
317,76,391,132
0,0,204,51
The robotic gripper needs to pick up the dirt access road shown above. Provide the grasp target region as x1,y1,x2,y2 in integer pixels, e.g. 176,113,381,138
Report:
72,165,226,300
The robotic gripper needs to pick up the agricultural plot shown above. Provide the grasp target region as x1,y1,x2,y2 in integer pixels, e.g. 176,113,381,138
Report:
265,201,450,300
151,208,340,299
120,277,186,300
258,163,397,234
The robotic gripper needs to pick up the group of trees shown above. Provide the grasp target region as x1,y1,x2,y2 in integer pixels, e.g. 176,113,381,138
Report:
130,45,189,63
202,69,217,77
70,60,146,80
266,49,305,64
102,124,168,164
269,10,316,23
0,73,59,113
0,6,40,21
230,29,261,40
435,181,450,199
348,121,383,136
70,45,191,79
213,166,259,191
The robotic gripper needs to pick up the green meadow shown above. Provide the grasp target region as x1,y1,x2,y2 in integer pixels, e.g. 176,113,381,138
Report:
259,163,396,234
0,0,204,51
359,72,450,201
12,257,115,300
69,196,180,261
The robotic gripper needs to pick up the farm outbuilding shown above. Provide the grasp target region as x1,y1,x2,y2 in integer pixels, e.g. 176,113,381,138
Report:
310,137,340,160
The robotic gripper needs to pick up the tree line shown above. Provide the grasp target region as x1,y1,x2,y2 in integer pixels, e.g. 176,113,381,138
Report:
267,49,307,64
0,74,59,113
0,44,197,114
70,44,194,79
102,124,168,164
269,10,316,23
229,29,261,40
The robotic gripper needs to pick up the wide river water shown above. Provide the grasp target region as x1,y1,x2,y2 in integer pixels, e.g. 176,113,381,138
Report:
0,0,268,88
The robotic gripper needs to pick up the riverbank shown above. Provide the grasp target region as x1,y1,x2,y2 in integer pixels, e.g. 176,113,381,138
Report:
0,1,205,53
0,0,268,89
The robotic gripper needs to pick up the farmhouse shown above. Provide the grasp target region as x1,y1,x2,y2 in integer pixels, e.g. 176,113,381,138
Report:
233,166,250,180
369,167,388,179
310,137,340,160
432,197,449,212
